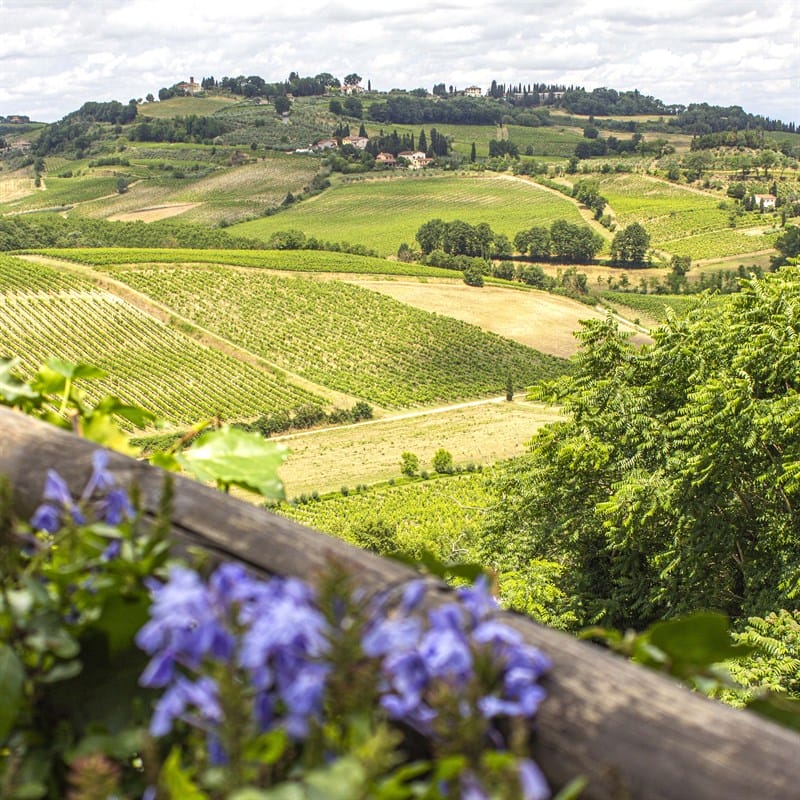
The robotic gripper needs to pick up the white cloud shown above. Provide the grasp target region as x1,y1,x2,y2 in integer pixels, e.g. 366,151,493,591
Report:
0,0,796,122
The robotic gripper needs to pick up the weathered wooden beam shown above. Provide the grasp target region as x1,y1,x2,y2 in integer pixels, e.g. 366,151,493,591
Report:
1,406,799,799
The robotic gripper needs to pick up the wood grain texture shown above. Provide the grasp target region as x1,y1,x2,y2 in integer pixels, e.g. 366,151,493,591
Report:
1,406,799,799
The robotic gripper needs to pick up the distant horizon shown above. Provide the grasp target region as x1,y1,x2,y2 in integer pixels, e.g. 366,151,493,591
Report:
4,76,798,129
2,0,797,126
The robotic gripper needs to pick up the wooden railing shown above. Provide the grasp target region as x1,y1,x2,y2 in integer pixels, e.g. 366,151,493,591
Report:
2,406,799,799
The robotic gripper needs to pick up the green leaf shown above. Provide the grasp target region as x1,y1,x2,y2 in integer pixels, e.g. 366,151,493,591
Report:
746,695,800,732
646,613,754,671
92,395,157,428
0,358,39,404
0,643,25,743
177,426,288,499
43,358,107,382
553,775,589,800
304,756,368,800
160,747,209,800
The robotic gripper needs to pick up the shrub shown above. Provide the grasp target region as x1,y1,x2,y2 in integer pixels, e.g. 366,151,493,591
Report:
432,448,455,474
400,451,419,477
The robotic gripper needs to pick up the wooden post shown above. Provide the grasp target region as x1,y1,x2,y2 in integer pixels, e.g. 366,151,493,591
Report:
1,406,799,799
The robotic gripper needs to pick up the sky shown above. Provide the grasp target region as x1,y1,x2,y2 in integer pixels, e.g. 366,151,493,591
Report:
1,0,798,124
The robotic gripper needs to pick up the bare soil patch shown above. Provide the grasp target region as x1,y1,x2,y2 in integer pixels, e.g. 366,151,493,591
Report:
274,400,562,496
345,278,646,357
0,176,36,202
108,203,202,222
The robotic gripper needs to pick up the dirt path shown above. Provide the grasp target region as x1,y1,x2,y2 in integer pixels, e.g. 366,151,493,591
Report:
494,173,614,241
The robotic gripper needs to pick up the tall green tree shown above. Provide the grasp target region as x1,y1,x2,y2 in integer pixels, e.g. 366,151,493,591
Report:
611,223,650,266
481,270,800,629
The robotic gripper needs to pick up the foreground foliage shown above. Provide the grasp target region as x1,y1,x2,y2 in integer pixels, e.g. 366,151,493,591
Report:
0,465,553,799
482,269,800,629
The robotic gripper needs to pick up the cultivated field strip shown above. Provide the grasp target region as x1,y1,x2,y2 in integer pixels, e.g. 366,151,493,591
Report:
30,247,458,278
230,173,586,255
0,288,322,427
280,472,494,558
102,264,566,408
0,254,95,293
597,174,779,255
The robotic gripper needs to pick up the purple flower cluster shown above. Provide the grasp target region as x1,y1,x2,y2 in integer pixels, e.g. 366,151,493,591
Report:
30,450,133,534
364,578,550,735
137,567,551,797
136,563,330,742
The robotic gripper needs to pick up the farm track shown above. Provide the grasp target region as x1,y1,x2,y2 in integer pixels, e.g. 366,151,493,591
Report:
494,173,614,241
17,254,369,413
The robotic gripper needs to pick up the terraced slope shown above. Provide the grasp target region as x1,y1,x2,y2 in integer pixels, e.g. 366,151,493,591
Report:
0,255,322,426
99,263,567,408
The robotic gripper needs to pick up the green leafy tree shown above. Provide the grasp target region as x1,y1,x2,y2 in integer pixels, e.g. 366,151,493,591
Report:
463,263,484,287
480,269,800,629
611,223,650,266
343,73,362,87
274,95,291,115
400,451,419,477
549,220,603,263
432,448,455,474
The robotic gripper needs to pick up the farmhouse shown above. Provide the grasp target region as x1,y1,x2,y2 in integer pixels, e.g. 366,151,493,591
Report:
464,86,483,97
754,193,777,210
342,135,369,150
176,77,201,95
342,84,365,95
375,152,397,165
314,138,337,150
398,151,431,169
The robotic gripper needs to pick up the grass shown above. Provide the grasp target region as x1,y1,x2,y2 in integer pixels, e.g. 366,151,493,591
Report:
596,173,780,258
30,248,461,278
0,176,120,214
136,95,240,118
344,277,636,358
600,290,717,323
230,172,586,255
272,400,561,496
66,149,320,226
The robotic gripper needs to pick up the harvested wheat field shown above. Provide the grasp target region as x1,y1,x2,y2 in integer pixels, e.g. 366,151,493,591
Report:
346,279,649,357
109,203,202,222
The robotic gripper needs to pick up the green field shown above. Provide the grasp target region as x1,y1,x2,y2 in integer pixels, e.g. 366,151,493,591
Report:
596,173,779,257
99,263,567,407
0,175,120,214
660,228,780,260
0,253,93,293
601,290,715,323
31,248,460,277
279,471,494,559
69,149,321,225
137,95,240,118
230,173,586,255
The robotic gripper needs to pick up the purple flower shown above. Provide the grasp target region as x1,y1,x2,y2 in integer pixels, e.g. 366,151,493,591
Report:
30,503,61,533
460,771,490,800
149,675,221,737
100,538,122,561
518,758,550,800
136,566,233,677
98,488,133,525
81,450,116,502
